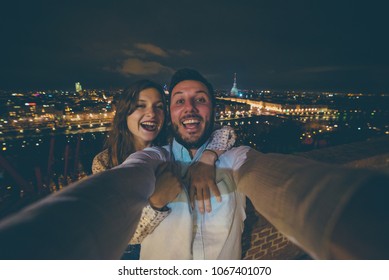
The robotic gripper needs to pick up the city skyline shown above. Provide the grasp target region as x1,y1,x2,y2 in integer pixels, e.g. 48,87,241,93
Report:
1,1,388,93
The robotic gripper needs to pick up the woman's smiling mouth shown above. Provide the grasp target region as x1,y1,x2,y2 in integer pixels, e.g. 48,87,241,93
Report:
140,121,158,131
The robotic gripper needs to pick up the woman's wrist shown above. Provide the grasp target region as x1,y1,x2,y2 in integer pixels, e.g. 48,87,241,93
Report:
149,204,169,212
201,149,219,164
148,198,169,211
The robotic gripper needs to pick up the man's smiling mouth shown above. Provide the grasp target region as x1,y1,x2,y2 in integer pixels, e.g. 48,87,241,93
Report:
182,118,200,129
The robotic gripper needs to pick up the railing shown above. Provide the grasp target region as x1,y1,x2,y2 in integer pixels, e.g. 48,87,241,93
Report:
0,137,388,259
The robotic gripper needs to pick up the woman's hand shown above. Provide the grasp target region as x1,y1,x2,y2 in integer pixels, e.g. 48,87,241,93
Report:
149,162,182,210
186,150,222,213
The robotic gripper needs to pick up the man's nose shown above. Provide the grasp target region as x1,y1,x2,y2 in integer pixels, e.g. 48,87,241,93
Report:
183,99,198,113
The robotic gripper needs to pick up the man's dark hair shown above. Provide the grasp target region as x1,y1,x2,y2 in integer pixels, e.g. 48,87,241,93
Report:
168,68,215,106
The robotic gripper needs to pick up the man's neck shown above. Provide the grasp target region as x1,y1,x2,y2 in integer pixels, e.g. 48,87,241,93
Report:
171,138,208,163
189,148,198,159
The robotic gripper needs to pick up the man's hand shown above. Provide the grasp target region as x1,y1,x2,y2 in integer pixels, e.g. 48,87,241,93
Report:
149,162,182,210
186,150,222,213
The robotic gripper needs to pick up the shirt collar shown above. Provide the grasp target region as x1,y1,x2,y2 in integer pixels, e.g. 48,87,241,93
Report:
171,138,210,164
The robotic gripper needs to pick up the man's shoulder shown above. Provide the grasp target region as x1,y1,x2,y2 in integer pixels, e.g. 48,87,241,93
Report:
219,145,252,165
225,145,252,155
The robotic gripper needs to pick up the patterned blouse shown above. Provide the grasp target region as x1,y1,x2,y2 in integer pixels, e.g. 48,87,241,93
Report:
91,125,236,244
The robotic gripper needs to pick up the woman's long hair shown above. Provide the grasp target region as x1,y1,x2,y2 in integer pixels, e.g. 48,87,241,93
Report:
105,79,168,168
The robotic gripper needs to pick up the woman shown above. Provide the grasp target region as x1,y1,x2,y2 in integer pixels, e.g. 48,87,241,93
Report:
92,80,168,172
92,79,236,259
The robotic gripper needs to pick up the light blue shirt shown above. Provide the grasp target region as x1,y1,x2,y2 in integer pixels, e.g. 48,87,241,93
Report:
123,140,249,259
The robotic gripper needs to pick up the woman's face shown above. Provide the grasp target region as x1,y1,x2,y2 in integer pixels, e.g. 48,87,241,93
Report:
127,88,165,150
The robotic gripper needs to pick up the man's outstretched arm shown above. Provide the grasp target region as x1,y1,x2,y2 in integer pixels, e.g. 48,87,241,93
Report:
236,148,389,259
0,162,159,260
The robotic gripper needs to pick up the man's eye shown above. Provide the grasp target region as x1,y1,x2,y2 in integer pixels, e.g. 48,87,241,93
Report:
176,99,184,104
196,97,206,103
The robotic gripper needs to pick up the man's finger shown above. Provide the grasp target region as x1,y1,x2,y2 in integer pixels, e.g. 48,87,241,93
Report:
196,189,205,214
189,183,195,210
202,185,211,200
201,187,211,212
204,198,212,213
209,182,222,202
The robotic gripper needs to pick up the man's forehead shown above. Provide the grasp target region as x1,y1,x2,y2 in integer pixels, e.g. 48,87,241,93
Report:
171,80,209,94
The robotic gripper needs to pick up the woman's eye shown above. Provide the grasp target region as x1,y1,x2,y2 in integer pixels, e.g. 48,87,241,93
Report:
154,103,164,110
136,104,145,108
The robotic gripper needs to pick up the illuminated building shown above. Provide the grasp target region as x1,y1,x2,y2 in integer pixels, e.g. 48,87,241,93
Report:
221,97,330,115
75,82,82,93
230,73,239,96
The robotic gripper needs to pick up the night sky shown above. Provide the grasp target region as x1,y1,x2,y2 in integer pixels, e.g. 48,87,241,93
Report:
1,0,388,93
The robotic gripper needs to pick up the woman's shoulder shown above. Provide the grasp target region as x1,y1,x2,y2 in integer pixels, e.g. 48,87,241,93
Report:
92,149,110,174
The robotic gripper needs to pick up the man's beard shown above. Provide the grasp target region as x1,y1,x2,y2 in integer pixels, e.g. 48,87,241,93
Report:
171,117,214,150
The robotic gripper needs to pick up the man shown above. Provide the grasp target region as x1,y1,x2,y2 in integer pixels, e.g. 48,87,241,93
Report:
120,68,252,259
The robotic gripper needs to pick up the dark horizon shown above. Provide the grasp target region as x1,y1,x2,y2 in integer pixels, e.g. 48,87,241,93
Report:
1,1,388,94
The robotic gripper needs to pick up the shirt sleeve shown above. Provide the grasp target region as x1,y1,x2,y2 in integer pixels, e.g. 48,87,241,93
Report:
119,146,168,169
119,147,172,245
128,205,171,244
227,146,252,182
206,125,237,151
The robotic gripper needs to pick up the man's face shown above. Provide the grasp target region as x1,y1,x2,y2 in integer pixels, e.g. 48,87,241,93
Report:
169,80,214,150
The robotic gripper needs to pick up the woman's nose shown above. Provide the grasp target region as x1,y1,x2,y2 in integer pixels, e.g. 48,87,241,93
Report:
145,107,156,116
